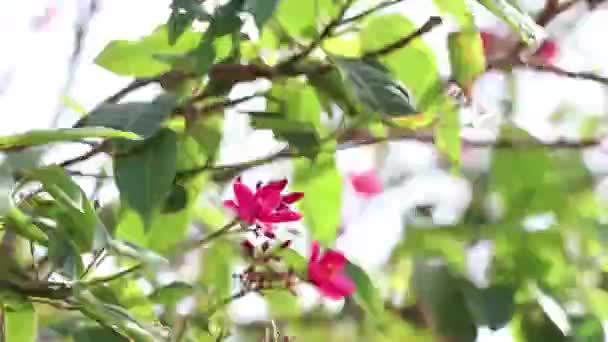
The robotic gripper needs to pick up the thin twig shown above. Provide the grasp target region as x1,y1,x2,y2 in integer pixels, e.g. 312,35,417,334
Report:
82,263,143,285
336,0,405,28
176,219,239,253
362,16,443,59
58,143,106,168
278,0,356,68
102,77,161,104
523,62,608,85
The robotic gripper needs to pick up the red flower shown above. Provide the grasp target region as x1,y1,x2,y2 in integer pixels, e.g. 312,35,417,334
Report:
349,170,383,197
533,39,559,65
307,241,355,299
224,178,303,225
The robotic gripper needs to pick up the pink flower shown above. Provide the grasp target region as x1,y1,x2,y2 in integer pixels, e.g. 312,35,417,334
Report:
349,170,383,197
307,241,355,299
224,178,303,225
533,39,559,65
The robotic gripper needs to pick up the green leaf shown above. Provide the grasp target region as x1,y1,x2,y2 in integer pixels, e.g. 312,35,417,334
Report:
293,154,342,245
76,94,177,139
434,97,461,166
433,0,475,28
476,0,546,45
334,57,416,117
114,129,178,228
448,30,486,92
245,0,280,30
0,127,140,151
95,25,202,77
345,261,384,321
107,239,169,268
19,166,100,251
3,297,37,342
204,0,245,39
461,282,515,330
412,261,477,341
149,281,194,305
116,134,212,254
275,0,317,39
360,14,441,110
512,303,566,342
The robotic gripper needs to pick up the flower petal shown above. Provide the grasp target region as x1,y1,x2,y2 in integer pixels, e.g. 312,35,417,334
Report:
282,192,304,204
349,169,383,197
264,179,288,192
310,241,321,263
257,187,282,212
260,210,302,223
233,182,255,207
223,200,238,211
316,274,355,299
319,250,347,270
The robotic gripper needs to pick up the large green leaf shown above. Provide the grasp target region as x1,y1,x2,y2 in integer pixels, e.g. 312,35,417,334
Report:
0,127,140,151
3,296,37,342
72,326,128,342
76,94,177,139
18,166,100,252
114,129,178,228
293,154,342,245
116,133,212,254
360,14,441,110
95,25,202,77
91,278,156,322
476,0,546,45
334,57,417,117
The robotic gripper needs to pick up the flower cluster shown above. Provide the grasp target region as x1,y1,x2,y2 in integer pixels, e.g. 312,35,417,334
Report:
226,177,355,300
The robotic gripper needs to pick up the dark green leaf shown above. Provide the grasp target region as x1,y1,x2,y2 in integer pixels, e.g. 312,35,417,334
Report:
245,0,280,30
0,127,140,151
150,281,194,305
334,57,416,117
412,261,477,341
73,326,128,342
95,25,202,77
360,14,441,110
114,129,178,228
293,154,342,245
205,0,244,39
461,282,515,330
249,114,321,157
513,304,566,342
345,261,384,322
162,183,188,213
76,94,177,139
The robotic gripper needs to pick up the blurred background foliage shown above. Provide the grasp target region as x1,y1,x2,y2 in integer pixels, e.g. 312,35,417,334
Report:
2,0,608,341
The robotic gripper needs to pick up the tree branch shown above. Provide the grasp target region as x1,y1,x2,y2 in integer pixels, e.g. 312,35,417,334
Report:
362,16,443,59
